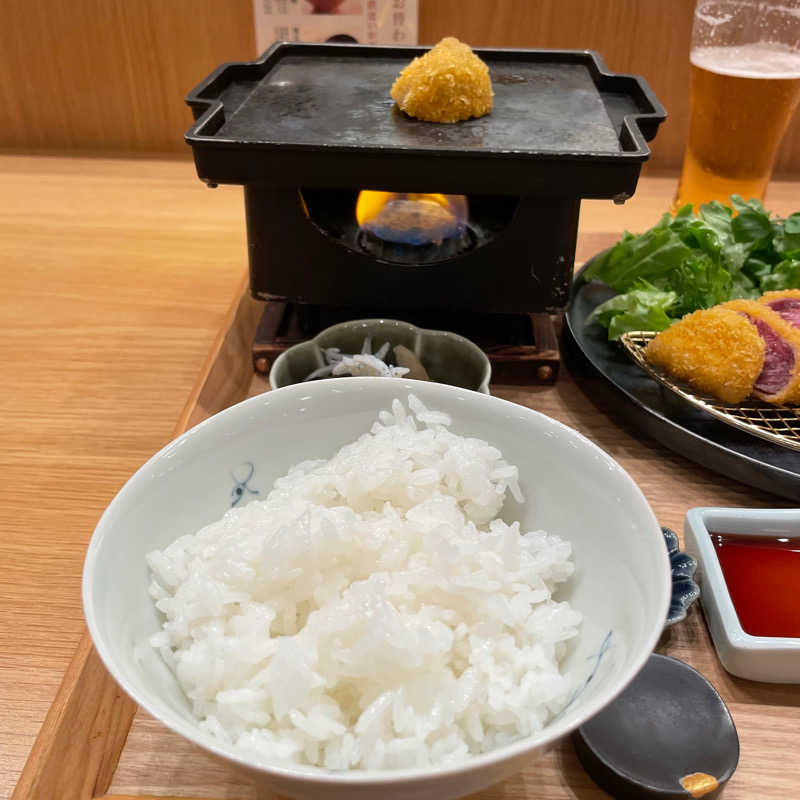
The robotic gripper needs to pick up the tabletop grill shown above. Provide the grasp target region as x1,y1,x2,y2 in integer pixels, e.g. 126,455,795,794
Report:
185,42,664,383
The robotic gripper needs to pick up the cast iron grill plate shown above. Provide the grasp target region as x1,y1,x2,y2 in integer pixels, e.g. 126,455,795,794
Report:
218,57,621,152
186,43,665,195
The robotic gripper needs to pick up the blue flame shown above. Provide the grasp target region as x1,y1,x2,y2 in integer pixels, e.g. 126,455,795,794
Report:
360,193,468,246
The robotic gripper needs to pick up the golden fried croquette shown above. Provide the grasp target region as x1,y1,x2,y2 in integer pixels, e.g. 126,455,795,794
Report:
645,307,765,404
759,288,800,335
391,37,493,123
719,299,800,404
760,288,800,305
722,298,798,322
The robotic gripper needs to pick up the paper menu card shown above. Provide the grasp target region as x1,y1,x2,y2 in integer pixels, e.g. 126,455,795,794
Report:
253,0,419,50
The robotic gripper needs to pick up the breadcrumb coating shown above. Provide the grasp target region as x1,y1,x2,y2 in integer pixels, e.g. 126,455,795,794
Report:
760,288,800,305
391,37,493,123
645,308,765,404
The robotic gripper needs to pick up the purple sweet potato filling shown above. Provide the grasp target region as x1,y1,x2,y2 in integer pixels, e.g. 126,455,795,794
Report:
744,315,795,396
767,298,800,329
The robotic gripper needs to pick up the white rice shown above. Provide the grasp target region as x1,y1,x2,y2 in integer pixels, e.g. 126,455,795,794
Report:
147,395,581,770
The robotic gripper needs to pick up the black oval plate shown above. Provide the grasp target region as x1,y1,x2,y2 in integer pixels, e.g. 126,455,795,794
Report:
564,262,800,501
572,653,739,799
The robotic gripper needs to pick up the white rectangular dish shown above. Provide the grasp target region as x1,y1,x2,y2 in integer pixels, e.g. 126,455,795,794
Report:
684,508,800,684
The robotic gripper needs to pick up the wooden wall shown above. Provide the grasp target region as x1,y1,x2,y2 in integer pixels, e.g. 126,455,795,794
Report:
1,0,799,174
0,0,256,153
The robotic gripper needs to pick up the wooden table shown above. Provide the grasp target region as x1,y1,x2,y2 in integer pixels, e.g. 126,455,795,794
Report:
2,155,798,800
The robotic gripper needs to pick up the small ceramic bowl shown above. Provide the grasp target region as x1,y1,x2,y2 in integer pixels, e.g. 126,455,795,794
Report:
684,507,800,683
269,319,491,394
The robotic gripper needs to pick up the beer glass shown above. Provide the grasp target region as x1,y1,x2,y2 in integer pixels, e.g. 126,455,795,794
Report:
675,0,800,208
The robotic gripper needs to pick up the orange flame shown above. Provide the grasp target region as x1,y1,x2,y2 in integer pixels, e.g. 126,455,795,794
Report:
356,190,468,246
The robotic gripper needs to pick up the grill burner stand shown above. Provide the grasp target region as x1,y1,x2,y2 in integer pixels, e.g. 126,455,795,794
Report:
246,186,578,314
356,226,475,265
252,302,560,385
247,185,571,385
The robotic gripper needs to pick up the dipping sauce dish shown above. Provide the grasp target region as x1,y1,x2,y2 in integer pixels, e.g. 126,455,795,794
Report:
685,508,800,683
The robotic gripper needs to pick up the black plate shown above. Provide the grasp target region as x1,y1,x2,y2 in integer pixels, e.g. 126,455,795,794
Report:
184,42,665,195
573,653,739,799
564,262,800,501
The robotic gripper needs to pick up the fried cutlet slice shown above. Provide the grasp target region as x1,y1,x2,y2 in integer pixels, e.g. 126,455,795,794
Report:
391,37,493,123
721,299,800,405
645,307,764,404
759,289,800,330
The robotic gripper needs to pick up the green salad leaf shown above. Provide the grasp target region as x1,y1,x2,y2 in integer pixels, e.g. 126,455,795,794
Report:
583,220,694,291
584,196,800,339
588,282,677,340
761,260,800,292
775,213,800,258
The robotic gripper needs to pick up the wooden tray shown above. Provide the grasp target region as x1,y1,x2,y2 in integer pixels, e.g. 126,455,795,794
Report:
13,275,800,800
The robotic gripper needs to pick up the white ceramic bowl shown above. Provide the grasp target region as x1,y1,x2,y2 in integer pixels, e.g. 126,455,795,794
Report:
83,378,670,800
684,507,800,683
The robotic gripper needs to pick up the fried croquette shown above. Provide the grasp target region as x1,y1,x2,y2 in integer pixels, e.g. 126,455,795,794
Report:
760,289,800,331
645,307,765,404
719,299,800,405
391,37,493,123
760,289,800,305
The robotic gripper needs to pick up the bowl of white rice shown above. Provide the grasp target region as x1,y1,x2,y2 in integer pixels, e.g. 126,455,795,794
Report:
83,378,670,800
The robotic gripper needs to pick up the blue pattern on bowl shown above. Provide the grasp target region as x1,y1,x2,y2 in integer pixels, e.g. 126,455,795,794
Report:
553,630,614,722
230,462,259,507
549,529,698,721
662,527,700,627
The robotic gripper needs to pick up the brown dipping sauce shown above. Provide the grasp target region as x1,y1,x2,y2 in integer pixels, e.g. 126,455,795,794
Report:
711,532,800,638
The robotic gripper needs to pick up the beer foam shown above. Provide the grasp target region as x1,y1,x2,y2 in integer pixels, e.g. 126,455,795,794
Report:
691,42,800,79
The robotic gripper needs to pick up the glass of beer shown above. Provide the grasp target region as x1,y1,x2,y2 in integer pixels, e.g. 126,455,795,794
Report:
675,0,800,208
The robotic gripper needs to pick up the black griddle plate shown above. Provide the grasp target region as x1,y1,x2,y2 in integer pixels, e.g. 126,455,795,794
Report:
185,43,665,196
565,262,800,501
218,57,621,153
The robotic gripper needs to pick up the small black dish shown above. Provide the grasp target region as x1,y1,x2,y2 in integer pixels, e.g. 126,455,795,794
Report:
573,653,739,799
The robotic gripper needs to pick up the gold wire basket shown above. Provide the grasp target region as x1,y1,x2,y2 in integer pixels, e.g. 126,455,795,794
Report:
620,331,800,453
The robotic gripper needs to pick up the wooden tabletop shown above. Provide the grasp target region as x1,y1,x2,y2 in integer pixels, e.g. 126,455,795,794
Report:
1,154,798,800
